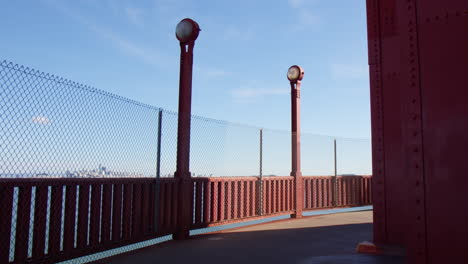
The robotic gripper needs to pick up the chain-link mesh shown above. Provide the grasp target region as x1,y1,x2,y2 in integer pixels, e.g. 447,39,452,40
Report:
262,129,290,176
0,60,372,263
301,133,336,176
0,61,166,263
191,116,260,177
159,110,178,178
335,137,372,175
0,61,161,178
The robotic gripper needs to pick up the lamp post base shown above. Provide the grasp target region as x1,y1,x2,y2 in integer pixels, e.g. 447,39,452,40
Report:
173,230,190,240
291,213,303,219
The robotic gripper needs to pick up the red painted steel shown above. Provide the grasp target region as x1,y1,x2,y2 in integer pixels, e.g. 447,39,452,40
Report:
131,184,142,237
122,184,133,241
281,180,285,212
0,176,373,263
195,181,202,225
325,179,331,207
367,0,468,262
273,180,277,213
233,181,238,219
140,183,150,235
266,180,272,214
172,181,179,230
148,183,155,234
112,183,123,242
418,4,468,261
302,176,372,210
286,180,290,211
203,181,210,223
158,182,166,231
226,181,232,220
100,184,112,243
0,178,178,264
166,182,174,229
246,181,251,217
218,182,225,221
173,20,200,240
90,184,102,246
366,0,387,245
0,186,13,263
49,185,64,255
77,184,90,248
290,72,304,219
32,186,48,259
250,181,256,216
313,179,318,208
211,182,218,222
239,182,244,218
14,186,32,262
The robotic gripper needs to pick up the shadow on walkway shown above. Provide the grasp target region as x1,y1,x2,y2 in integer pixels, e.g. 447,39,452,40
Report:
100,212,405,264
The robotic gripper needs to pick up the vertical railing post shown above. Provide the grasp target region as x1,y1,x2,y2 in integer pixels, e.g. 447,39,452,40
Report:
332,138,337,207
154,109,163,233
257,128,263,215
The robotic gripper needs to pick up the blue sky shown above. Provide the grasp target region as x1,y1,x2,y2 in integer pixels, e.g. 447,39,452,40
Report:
0,0,370,139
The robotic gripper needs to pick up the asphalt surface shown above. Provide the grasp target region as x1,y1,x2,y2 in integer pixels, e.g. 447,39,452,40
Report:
100,211,406,264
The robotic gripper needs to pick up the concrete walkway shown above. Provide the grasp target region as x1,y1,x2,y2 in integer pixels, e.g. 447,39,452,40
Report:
100,211,405,264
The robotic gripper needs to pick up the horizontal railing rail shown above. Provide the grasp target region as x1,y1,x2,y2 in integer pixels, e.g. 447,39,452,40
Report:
0,175,372,263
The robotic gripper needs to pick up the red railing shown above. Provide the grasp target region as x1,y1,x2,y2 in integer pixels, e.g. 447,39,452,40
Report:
262,176,295,215
191,177,259,228
336,175,372,207
303,175,372,210
0,177,178,264
0,175,372,263
303,176,334,209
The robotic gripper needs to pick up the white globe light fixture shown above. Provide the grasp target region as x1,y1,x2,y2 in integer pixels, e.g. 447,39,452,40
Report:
176,18,200,43
287,65,304,83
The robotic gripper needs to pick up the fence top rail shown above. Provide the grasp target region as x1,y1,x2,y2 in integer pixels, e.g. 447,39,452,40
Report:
302,175,372,179
336,175,372,178
0,60,161,111
0,177,179,187
262,176,295,181
193,176,259,182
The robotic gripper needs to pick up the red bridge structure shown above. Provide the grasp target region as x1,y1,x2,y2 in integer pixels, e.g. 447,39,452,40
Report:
0,1,467,264
367,0,468,263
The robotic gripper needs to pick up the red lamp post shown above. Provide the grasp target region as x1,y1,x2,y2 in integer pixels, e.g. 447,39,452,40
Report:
173,18,200,240
287,65,304,218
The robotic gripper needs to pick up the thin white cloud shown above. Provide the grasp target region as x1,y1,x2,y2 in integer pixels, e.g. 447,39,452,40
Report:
195,66,232,78
125,7,144,27
222,26,254,41
299,10,319,26
32,116,51,125
288,0,319,8
86,23,167,66
288,0,306,8
45,0,169,67
287,0,320,31
331,63,368,80
231,88,289,99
